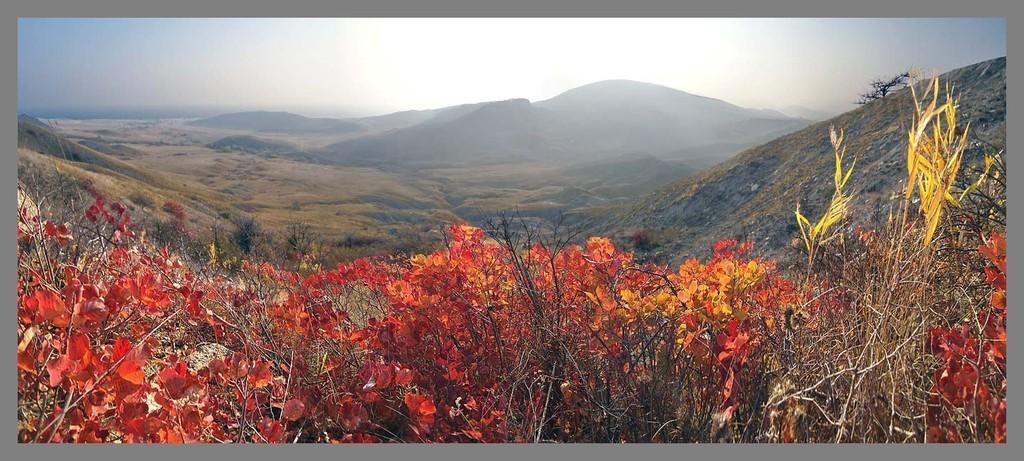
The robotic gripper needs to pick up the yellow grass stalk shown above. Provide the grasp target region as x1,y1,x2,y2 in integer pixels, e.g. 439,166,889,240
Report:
905,77,971,247
795,125,856,266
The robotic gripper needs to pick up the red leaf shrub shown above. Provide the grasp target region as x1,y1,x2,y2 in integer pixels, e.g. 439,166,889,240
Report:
926,232,1006,443
16,198,1004,443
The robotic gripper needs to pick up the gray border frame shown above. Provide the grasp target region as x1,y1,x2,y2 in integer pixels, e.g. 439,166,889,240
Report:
1,2,1018,460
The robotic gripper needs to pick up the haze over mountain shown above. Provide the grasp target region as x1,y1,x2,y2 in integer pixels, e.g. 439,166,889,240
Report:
189,111,365,134
322,80,810,168
776,105,835,121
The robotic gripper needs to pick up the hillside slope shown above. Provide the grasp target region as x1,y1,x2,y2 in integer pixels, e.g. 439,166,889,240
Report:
17,116,455,259
17,118,228,235
326,99,557,168
598,57,1006,263
18,115,174,189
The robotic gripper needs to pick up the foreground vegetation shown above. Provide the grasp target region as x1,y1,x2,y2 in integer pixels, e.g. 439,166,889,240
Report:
17,78,1005,443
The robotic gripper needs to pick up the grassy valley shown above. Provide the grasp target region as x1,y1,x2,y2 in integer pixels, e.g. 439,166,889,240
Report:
21,79,805,265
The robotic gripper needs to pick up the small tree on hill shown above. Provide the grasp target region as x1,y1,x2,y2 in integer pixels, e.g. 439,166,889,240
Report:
856,71,911,104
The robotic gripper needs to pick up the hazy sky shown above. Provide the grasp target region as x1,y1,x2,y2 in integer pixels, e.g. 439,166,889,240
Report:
18,18,1006,117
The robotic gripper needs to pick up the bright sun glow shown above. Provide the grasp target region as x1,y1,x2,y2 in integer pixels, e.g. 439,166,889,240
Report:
18,18,1005,116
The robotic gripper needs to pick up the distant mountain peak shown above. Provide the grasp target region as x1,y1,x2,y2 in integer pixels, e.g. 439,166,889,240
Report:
542,79,706,103
536,79,796,124
571,79,685,90
189,110,364,134
475,98,532,109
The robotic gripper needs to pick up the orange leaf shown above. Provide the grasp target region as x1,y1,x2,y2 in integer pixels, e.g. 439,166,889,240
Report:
250,361,273,389
118,361,145,385
32,289,69,327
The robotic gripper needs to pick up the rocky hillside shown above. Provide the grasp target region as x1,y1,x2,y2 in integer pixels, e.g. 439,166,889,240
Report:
597,57,1005,264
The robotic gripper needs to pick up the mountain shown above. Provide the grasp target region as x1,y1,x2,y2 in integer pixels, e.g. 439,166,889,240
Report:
323,80,810,169
325,99,559,168
189,111,365,134
353,102,493,133
533,79,808,157
598,57,1006,263
777,105,835,121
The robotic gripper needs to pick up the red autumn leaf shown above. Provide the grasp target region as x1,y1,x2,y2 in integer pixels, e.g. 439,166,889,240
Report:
158,362,193,399
73,299,109,330
18,348,37,375
129,273,172,312
180,406,210,436
257,417,285,443
717,331,750,363
85,204,100,222
334,396,367,430
462,429,484,441
111,337,146,384
31,289,69,327
376,364,394,389
978,232,1006,272
394,367,414,386
120,417,157,443
117,400,150,421
43,221,73,245
722,368,735,401
404,392,437,429
67,332,93,365
249,360,273,389
160,428,185,444
74,420,107,443
335,433,381,443
207,357,227,379
46,354,73,388
228,352,249,379
118,361,146,385
985,267,1006,291
112,337,133,361
183,288,205,317
283,398,305,421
